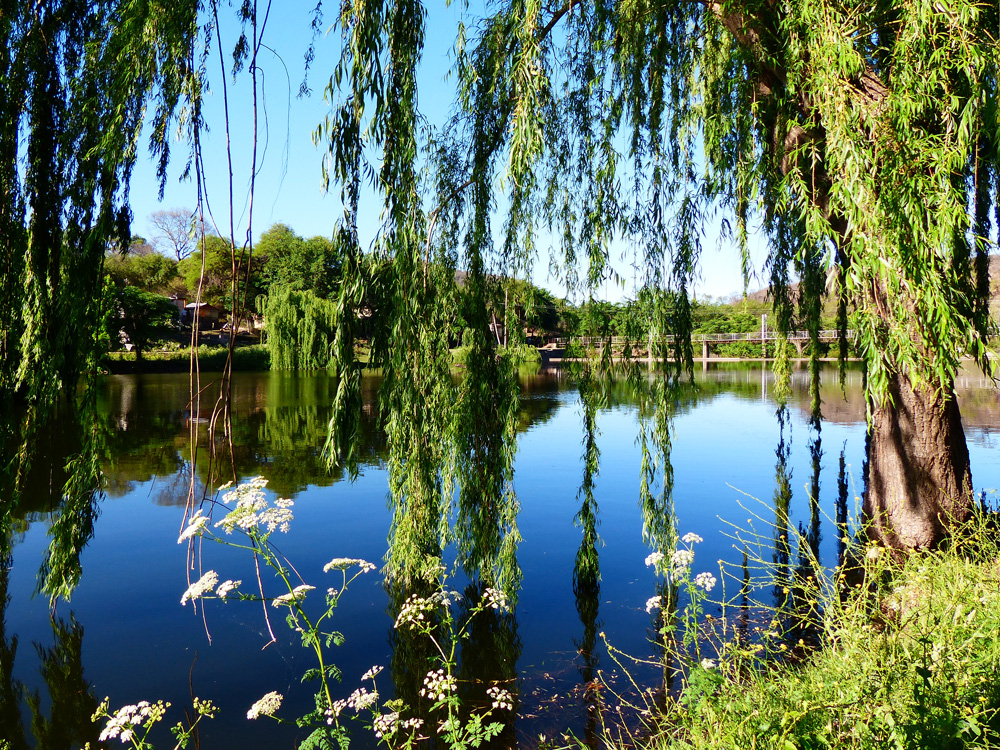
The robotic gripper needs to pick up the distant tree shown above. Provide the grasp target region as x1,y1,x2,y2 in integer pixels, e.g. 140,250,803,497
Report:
264,288,338,370
114,287,178,361
178,235,264,309
104,248,178,292
256,223,342,298
149,209,195,261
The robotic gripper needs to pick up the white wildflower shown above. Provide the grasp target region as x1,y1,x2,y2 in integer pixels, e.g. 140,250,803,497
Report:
215,579,241,598
645,551,664,567
483,587,509,612
694,572,717,592
326,699,348,724
361,665,384,681
681,532,703,545
178,510,209,543
247,691,282,720
324,558,376,574
347,687,378,711
373,711,400,738
420,668,457,703
487,685,514,711
181,571,219,605
395,594,434,629
214,477,273,534
671,549,695,576
645,596,662,614
271,584,315,607
98,700,168,742
258,503,294,533
701,658,716,670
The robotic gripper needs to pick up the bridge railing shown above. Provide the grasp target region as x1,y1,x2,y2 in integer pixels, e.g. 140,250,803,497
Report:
551,330,853,348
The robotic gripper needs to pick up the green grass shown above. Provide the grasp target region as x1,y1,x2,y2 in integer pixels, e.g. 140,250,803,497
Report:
103,344,270,373
450,343,542,368
632,512,1000,750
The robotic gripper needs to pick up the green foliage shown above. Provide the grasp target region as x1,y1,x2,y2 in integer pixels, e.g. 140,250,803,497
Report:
264,289,339,371
0,0,199,407
113,288,178,360
257,223,342,298
498,344,540,367
103,345,270,373
178,235,262,309
104,249,179,293
636,510,1000,750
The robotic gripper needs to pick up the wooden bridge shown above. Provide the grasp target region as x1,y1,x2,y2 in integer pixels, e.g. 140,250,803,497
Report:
551,329,854,359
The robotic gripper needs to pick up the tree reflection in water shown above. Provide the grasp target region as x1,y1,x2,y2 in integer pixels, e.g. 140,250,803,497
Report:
0,528,101,748
4,365,988,744
574,366,604,748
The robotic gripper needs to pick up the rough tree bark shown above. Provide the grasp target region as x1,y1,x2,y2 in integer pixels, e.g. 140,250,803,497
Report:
865,373,973,549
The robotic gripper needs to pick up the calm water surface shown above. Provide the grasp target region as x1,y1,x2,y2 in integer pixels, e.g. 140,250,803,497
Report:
5,364,1000,748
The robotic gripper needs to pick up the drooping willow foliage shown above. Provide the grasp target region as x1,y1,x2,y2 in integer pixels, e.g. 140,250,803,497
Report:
0,1,201,601
263,289,339,371
318,0,1000,552
0,1,199,409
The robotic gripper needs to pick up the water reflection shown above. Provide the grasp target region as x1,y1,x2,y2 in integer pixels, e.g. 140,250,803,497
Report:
1,365,998,746
772,406,793,599
0,530,100,749
836,443,849,567
573,367,604,748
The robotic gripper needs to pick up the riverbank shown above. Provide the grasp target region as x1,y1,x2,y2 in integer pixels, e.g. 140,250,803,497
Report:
102,344,270,373
637,512,1000,750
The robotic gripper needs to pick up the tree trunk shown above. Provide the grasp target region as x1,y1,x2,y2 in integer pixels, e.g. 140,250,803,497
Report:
865,371,973,549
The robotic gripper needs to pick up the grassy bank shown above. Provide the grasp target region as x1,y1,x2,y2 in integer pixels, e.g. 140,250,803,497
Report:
633,513,1000,750
103,344,270,374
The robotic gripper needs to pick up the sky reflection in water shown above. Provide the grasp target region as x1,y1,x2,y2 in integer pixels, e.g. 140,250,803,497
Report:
5,364,1000,748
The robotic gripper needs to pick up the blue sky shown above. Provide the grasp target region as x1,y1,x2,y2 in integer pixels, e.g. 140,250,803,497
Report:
127,2,769,303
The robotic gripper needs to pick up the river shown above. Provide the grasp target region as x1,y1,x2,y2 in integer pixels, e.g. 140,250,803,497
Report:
4,363,999,748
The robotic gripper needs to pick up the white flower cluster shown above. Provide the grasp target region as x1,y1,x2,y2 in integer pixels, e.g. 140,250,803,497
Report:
214,477,293,535
178,509,209,543
487,685,514,711
694,572,717,592
96,699,168,743
671,549,695,577
482,587,509,613
361,665,384,681
645,595,662,614
347,686,378,711
247,691,282,720
394,590,460,629
682,532,704,545
396,594,434,628
701,658,717,670
645,551,664,568
181,571,219,606
373,710,400,738
420,668,457,703
373,711,423,739
323,558,376,574
216,579,241,598
326,699,347,723
271,584,315,608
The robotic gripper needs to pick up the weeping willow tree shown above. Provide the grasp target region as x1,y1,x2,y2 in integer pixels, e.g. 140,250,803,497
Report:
320,0,999,553
0,1,198,408
0,2,201,605
263,288,339,370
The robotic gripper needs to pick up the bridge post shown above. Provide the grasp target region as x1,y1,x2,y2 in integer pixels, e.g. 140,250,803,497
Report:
761,314,767,359
702,340,709,360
